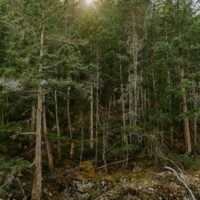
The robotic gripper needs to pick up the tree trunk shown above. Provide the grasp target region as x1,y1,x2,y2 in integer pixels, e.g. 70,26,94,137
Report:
167,69,174,146
1,111,4,126
31,105,36,132
102,122,107,173
120,64,126,142
180,68,192,154
90,84,94,149
31,85,43,200
193,86,197,150
79,113,84,165
95,47,99,168
43,104,54,172
55,90,61,160
131,12,141,126
67,88,73,158
128,78,134,126
32,12,44,200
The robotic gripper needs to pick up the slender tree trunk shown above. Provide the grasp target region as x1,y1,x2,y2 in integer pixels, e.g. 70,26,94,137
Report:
140,84,144,119
1,111,4,126
170,127,174,147
90,84,94,149
67,88,73,158
133,56,138,126
167,69,174,146
43,104,54,172
95,47,99,168
143,89,147,122
128,78,133,126
102,122,107,173
120,64,126,142
31,105,36,132
32,85,43,200
152,71,156,96
79,114,84,165
55,90,61,160
180,68,192,154
32,13,44,200
131,12,141,126
193,86,197,150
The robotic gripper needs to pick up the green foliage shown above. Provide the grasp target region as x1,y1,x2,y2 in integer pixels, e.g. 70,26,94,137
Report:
0,0,200,186
111,144,135,156
169,154,200,170
112,125,143,135
0,157,30,172
121,125,143,133
45,133,69,142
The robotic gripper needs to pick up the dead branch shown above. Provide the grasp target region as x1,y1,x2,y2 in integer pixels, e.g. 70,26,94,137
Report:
165,166,196,200
11,132,36,139
97,158,128,170
15,178,26,199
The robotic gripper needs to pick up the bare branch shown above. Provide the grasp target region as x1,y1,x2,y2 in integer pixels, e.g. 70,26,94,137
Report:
11,132,36,139
165,166,196,200
97,158,128,170
15,178,26,199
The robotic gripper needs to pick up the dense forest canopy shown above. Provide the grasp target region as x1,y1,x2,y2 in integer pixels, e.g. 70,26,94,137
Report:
0,0,200,199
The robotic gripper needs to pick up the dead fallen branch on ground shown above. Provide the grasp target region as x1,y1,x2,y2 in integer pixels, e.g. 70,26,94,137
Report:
165,166,196,200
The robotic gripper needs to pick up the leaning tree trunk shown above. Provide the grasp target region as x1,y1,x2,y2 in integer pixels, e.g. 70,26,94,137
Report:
180,67,192,154
32,13,45,200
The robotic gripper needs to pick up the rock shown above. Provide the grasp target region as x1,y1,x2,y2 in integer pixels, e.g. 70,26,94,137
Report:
148,187,154,191
63,189,71,198
156,171,173,180
73,180,84,192
132,163,143,173
74,192,91,200
119,177,130,187
86,181,95,189
100,179,113,191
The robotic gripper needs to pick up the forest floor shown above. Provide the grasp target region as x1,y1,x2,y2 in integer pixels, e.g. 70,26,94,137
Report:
40,160,200,200
1,159,200,200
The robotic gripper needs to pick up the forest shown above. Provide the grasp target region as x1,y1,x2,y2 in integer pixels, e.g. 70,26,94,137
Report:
0,0,200,199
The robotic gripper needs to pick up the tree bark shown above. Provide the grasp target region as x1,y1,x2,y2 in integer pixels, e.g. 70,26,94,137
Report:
79,113,84,165
31,85,43,200
120,63,126,142
32,12,45,200
67,87,73,158
90,84,94,149
180,68,192,154
102,122,107,173
95,47,99,168
43,104,54,172
55,90,61,160
193,86,197,150
31,105,36,132
167,69,174,146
